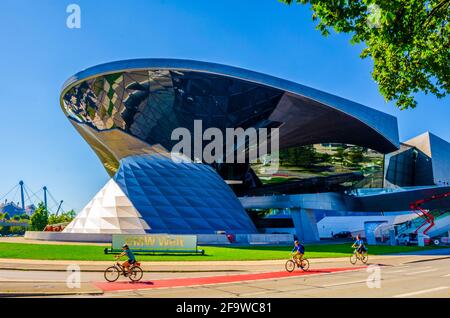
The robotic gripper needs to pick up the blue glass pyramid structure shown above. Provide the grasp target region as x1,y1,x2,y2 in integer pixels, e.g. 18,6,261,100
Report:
113,155,257,234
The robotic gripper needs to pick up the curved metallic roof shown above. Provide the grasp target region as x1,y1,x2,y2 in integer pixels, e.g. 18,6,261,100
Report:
60,58,400,174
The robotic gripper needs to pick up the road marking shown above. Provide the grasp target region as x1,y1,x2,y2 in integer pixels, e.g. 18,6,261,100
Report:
441,274,450,277
239,289,279,297
381,265,411,274
405,268,438,276
386,266,429,274
94,266,367,292
322,279,369,287
0,278,67,282
393,286,448,298
386,269,409,274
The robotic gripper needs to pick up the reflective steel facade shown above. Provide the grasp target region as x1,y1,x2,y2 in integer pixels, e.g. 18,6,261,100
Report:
61,59,400,177
61,59,401,234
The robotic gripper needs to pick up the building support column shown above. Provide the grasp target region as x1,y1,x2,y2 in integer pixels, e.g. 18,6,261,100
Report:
364,221,388,245
389,229,397,246
291,207,320,243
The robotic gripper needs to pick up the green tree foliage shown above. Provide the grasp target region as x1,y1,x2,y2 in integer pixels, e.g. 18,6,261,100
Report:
316,152,332,164
20,214,30,220
8,226,26,235
30,202,49,231
347,146,366,167
280,145,318,166
280,0,449,109
333,146,347,166
48,210,77,225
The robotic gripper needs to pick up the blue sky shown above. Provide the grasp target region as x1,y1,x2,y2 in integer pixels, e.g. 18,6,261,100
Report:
0,0,448,212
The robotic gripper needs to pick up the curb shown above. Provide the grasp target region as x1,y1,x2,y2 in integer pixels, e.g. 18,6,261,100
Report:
0,291,104,297
403,256,450,264
0,267,245,273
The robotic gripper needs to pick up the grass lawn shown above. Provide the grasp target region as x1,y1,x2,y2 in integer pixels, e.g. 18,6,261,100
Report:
0,242,447,261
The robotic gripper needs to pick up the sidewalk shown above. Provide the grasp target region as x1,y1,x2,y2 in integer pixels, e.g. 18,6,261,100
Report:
0,282,103,297
0,237,109,246
0,258,291,272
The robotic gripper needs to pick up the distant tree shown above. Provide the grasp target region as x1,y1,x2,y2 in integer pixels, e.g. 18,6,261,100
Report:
280,145,318,167
30,203,49,231
20,214,30,220
48,210,77,225
8,226,26,235
280,0,449,109
296,145,318,167
3,213,10,221
48,214,57,225
316,151,332,165
347,146,365,167
66,210,76,220
12,215,21,221
333,146,347,166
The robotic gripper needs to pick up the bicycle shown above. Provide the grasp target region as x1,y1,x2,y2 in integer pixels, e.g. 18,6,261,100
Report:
285,254,310,272
104,260,144,282
350,249,368,265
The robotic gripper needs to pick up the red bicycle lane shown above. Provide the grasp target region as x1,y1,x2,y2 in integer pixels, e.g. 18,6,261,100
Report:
94,266,367,292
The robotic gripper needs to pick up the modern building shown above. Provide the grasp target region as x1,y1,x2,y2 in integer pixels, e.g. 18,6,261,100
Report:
0,201,35,217
385,132,450,188
60,59,450,240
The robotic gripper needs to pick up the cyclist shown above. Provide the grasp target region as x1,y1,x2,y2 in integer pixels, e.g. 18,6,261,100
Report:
115,244,136,275
352,235,367,255
291,240,305,267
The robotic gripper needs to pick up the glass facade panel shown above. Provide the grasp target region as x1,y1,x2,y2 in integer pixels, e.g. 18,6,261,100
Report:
385,145,434,187
244,143,384,196
113,154,258,234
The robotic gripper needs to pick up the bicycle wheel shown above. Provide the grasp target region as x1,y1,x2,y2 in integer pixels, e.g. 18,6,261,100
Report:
361,253,369,264
285,260,296,272
129,266,144,282
300,258,310,271
104,266,120,282
350,254,357,265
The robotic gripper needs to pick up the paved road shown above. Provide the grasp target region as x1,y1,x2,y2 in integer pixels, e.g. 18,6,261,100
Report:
92,257,450,298
0,252,449,298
